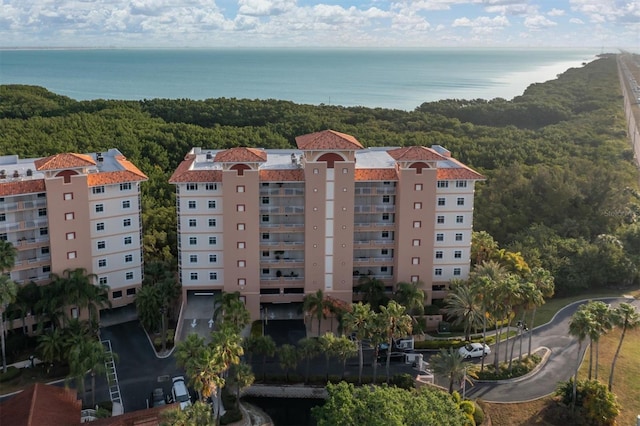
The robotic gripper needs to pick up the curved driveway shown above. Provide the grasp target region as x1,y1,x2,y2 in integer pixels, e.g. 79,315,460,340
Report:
464,296,639,402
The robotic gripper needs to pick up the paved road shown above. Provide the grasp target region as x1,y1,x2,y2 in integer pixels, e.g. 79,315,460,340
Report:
464,296,639,402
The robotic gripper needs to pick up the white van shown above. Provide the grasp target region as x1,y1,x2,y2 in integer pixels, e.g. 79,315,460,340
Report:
171,376,192,410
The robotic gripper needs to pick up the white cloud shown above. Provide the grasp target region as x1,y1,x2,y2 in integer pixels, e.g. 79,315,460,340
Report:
547,8,564,17
524,14,557,30
238,0,296,17
569,17,584,24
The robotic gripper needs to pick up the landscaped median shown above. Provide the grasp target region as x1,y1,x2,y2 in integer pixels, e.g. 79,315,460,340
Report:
475,348,549,382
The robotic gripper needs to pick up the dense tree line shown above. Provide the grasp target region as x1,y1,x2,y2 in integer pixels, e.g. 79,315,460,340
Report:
1,53,638,296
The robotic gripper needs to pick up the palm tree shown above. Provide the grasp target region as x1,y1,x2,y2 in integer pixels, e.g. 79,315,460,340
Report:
58,268,98,320
368,313,387,384
68,338,115,406
584,301,613,380
35,282,66,331
394,281,424,316
175,333,206,371
378,300,412,383
277,344,299,382
12,281,40,334
470,230,498,266
213,291,250,334
0,240,17,273
342,302,374,384
608,302,640,391
430,347,477,393
332,335,357,380
0,274,18,373
136,284,162,332
161,401,215,426
568,305,594,410
245,334,276,381
526,267,554,357
297,337,321,384
209,324,243,426
442,281,483,342
227,362,254,410
36,328,65,368
319,332,337,381
355,276,388,311
303,289,327,336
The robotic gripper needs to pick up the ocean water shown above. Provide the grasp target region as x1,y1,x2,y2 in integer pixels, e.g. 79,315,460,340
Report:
0,48,597,111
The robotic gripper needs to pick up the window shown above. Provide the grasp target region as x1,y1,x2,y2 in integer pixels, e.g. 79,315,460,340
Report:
237,242,245,249
40,227,48,236
381,249,389,255
41,246,50,255
412,239,420,247
64,192,73,200
454,250,462,259
124,236,132,245
414,202,422,209
120,182,132,191
456,180,467,188
209,218,216,227
209,272,218,280
414,184,423,191
411,275,419,283
112,290,122,298
382,213,389,221
98,259,107,268
437,181,449,188
96,222,105,231
453,268,461,276
186,183,198,191
438,198,445,206
66,232,75,240
0,214,4,222
209,254,217,263
126,287,136,295
208,200,216,209
38,208,47,217
382,231,389,238
125,254,133,263
456,215,464,224
436,233,444,242
238,260,246,268
190,255,198,263
437,216,445,224
65,212,74,221
237,185,245,193
123,218,131,227
189,237,197,245
122,200,131,209
238,278,246,286
67,251,77,259
457,197,465,206
413,221,421,228
343,168,348,174
206,183,217,191
262,197,269,205
435,268,443,276
455,233,463,241
237,204,245,212
237,223,245,231
97,241,106,250
380,266,388,273
188,201,196,209
92,186,105,194
262,251,269,257
262,233,270,240
412,257,420,265
125,272,134,280
43,265,51,273
209,236,217,245
189,219,197,227
382,195,390,203
190,272,198,281
0,233,6,241
262,214,269,223
313,168,319,174
100,277,108,285
435,251,443,259
95,204,104,213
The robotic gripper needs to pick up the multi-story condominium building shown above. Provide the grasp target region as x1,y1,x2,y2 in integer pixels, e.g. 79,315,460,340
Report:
170,130,483,323
0,149,147,331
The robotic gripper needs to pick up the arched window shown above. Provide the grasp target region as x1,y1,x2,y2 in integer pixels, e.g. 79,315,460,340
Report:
55,170,78,184
317,153,344,169
409,162,429,174
230,164,251,176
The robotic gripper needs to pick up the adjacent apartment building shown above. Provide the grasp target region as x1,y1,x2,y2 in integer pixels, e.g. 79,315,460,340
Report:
170,130,483,322
0,149,147,332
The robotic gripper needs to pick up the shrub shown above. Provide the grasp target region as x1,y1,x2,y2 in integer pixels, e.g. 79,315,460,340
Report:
476,354,541,380
555,379,620,425
0,366,22,382
473,401,485,425
391,373,415,390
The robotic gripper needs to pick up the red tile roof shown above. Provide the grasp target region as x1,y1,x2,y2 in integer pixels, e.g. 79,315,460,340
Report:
259,169,305,181
87,155,147,186
168,154,223,183
214,147,267,163
295,130,364,151
0,179,46,196
88,404,175,426
386,146,446,162
34,153,96,171
355,169,398,181
0,383,80,426
437,167,484,180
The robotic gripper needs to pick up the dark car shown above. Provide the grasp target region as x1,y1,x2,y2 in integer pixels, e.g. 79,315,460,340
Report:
149,387,166,408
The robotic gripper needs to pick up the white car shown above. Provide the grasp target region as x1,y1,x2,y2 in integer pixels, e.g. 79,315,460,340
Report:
458,343,491,359
171,376,192,410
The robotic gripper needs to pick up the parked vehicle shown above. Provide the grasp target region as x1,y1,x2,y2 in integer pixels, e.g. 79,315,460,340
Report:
458,343,491,359
149,388,166,408
171,376,191,410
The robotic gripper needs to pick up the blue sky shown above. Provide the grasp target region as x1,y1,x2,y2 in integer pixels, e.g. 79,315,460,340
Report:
0,0,638,48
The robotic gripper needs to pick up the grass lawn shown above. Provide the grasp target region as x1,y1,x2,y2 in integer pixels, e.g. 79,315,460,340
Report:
0,363,69,395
